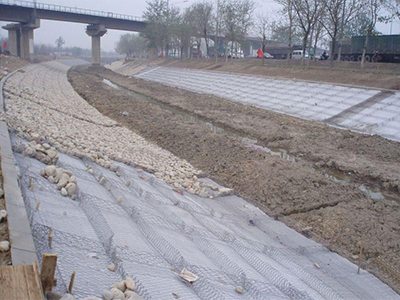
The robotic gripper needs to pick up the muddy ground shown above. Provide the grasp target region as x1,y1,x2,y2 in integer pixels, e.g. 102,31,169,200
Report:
69,65,400,293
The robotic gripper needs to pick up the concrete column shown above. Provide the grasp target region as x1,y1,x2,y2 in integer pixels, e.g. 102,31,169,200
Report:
86,24,107,66
2,20,40,62
2,24,19,56
91,35,101,65
21,28,34,61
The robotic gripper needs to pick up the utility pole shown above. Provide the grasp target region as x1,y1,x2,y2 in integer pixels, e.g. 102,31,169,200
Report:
337,0,347,63
215,0,220,63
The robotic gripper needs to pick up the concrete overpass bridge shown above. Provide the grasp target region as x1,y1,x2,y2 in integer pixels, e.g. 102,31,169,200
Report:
0,0,147,64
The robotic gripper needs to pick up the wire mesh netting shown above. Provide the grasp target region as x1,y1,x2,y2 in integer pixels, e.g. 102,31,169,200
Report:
10,132,400,300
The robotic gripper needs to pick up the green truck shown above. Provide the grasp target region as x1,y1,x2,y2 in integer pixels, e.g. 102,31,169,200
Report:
333,34,400,63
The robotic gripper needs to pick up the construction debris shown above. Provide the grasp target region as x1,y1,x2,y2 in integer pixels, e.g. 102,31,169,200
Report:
180,268,198,284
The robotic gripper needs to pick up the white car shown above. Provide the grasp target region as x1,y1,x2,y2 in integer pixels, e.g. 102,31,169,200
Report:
292,50,309,60
263,52,274,59
229,50,244,59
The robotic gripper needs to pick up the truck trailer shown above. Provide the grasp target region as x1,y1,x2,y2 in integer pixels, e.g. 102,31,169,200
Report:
333,34,400,63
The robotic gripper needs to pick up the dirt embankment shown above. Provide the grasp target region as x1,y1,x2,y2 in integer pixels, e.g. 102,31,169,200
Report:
69,66,400,292
110,58,400,90
0,54,29,81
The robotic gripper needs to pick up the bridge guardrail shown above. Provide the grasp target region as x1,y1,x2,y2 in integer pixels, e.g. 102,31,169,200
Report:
0,0,145,22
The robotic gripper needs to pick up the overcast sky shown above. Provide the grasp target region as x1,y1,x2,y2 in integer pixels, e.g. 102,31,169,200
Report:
0,0,399,51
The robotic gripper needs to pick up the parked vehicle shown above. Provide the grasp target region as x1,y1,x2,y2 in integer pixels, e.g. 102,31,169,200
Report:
292,50,309,60
228,49,244,59
263,52,274,59
319,51,329,60
331,34,400,63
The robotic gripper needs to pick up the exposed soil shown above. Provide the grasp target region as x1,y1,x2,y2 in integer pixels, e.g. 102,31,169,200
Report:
69,65,400,293
0,54,29,80
0,163,10,266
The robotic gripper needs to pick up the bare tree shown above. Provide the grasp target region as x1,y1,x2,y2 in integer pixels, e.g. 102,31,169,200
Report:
215,0,222,62
55,36,65,56
175,8,194,60
115,34,147,57
186,1,214,57
143,0,168,55
319,0,359,63
221,0,254,61
254,13,269,65
275,0,295,60
291,0,320,61
379,0,400,21
361,0,382,68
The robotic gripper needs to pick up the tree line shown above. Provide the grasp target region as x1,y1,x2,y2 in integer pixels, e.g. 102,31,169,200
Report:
115,0,399,66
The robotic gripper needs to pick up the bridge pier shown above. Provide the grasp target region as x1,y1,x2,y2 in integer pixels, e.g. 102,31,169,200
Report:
2,19,40,62
86,24,107,66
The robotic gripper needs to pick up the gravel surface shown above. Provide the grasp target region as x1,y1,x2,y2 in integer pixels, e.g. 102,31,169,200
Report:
1,61,214,197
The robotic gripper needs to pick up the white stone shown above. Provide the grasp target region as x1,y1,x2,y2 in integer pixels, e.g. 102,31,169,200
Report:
59,294,76,300
116,280,126,292
125,277,136,291
102,291,113,300
110,288,124,300
108,263,116,272
57,173,70,189
235,286,244,294
60,188,68,196
126,293,144,300
0,241,10,252
65,183,77,196
68,176,77,183
0,210,7,222
44,165,57,177
218,187,234,197
47,150,57,159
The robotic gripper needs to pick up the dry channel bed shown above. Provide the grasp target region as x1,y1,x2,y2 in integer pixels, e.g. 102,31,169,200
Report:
69,65,400,293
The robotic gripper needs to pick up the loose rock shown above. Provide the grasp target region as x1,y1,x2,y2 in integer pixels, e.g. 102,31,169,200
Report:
110,288,124,300
102,291,113,300
45,165,57,177
0,241,9,252
60,188,68,196
107,263,116,272
0,210,7,222
235,286,244,294
125,277,136,291
65,183,77,197
59,294,77,300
